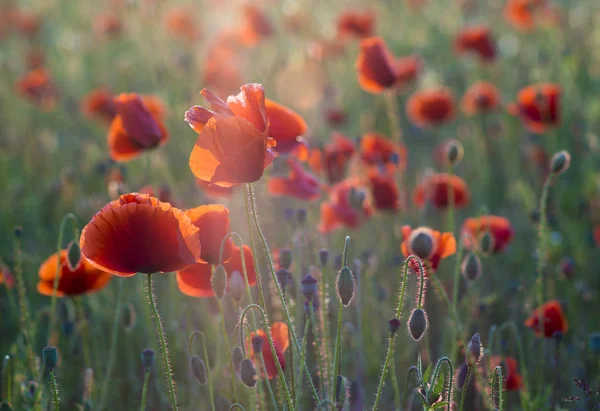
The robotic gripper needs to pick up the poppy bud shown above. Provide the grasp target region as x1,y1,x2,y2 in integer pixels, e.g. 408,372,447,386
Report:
456,363,468,390
388,318,401,335
408,308,428,341
279,248,293,270
550,150,571,175
121,302,137,332
444,139,464,166
275,268,292,290
232,346,244,373
190,355,207,385
319,249,329,267
239,359,258,387
461,252,482,281
283,207,294,224
466,332,483,366
251,335,263,354
304,299,319,315
42,346,58,369
408,228,435,260
141,348,155,369
301,275,318,300
478,231,495,256
336,267,355,307
211,264,228,301
13,226,22,238
66,240,82,272
296,208,307,225
228,271,245,303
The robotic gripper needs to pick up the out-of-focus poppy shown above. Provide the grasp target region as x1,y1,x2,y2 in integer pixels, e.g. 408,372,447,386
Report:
461,215,514,253
164,7,201,42
80,193,201,276
268,157,321,201
356,37,422,94
455,26,496,62
401,226,456,271
504,0,545,31
308,132,356,184
12,9,41,37
139,184,176,205
265,99,308,156
203,31,245,97
25,46,45,70
325,108,347,127
93,14,122,40
247,322,289,379
413,173,470,209
406,88,456,128
196,179,235,200
359,132,407,170
461,81,501,115
239,4,273,46
489,356,523,391
82,87,117,123
368,170,400,211
108,93,169,162
515,83,560,133
525,300,568,338
176,245,257,298
0,263,15,289
336,10,375,39
16,67,57,110
319,179,372,233
38,250,112,297
185,204,232,265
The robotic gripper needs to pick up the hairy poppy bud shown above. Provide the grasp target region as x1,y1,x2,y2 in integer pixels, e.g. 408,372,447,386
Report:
319,249,329,267
66,240,82,271
121,302,137,332
279,248,293,270
466,332,483,366
190,355,207,385
336,267,355,307
251,335,263,354
239,359,258,387
275,268,292,290
456,363,468,390
141,348,155,369
301,275,318,300
408,228,435,260
550,150,571,175
478,231,495,256
211,264,228,300
388,318,401,336
408,308,428,341
232,346,244,373
461,252,482,281
296,208,307,225
228,271,245,303
445,139,464,166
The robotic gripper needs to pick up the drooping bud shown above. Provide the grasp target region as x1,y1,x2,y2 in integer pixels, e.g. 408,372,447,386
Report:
408,308,428,342
239,359,258,387
66,240,82,271
232,346,244,373
466,332,483,366
211,264,228,300
121,302,137,332
336,267,355,307
251,335,263,355
228,271,245,303
301,275,318,300
444,139,464,166
42,346,58,369
461,252,482,282
296,208,307,225
407,228,435,261
388,318,401,336
190,355,207,385
141,348,155,369
550,150,571,175
319,249,329,267
275,268,292,290
478,231,495,256
279,248,293,270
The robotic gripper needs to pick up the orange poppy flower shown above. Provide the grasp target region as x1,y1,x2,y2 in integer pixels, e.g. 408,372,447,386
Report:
196,179,235,200
489,356,523,391
356,37,422,94
164,7,201,42
368,170,400,211
176,244,256,298
268,157,321,201
265,99,308,156
319,179,372,233
185,205,233,265
401,226,456,271
504,0,545,31
407,88,456,128
360,132,407,170
308,132,356,184
239,4,273,47
186,84,277,187
247,322,289,379
515,83,561,133
461,81,501,115
336,10,375,39
93,14,123,40
455,26,496,62
38,250,112,297
525,300,568,338
461,215,514,253
16,67,57,110
108,93,169,162
80,193,201,276
413,173,470,209
81,87,117,123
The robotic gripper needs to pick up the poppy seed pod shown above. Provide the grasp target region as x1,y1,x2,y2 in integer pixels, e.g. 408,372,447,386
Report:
408,308,428,341
141,348,155,368
445,139,464,166
478,231,495,256
251,335,263,354
388,318,401,335
239,359,258,387
408,228,435,260
66,240,82,272
232,346,244,372
550,150,571,175
466,332,483,366
461,252,482,281
279,248,293,270
228,271,245,302
275,268,292,290
190,355,207,385
211,264,228,301
319,249,329,267
336,267,355,306
42,346,58,369
301,274,318,300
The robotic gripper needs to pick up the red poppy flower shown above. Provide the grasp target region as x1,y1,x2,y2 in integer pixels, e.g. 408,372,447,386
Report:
401,226,456,271
319,179,372,233
80,193,201,276
525,300,568,338
247,322,289,379
16,67,57,110
38,250,112,297
265,99,308,156
360,132,407,170
489,356,523,391
461,81,501,115
25,47,45,70
407,88,456,127
12,10,41,37
164,7,201,42
413,173,470,209
108,93,169,162
82,87,117,123
461,215,514,253
93,14,123,40
268,157,321,201
504,0,545,31
455,26,496,62
196,179,235,200
515,83,561,133
368,170,400,211
239,4,273,46
0,263,14,289
356,37,422,94
176,245,257,298
336,10,375,39
325,108,347,127
309,132,356,184
186,84,276,187
185,204,233,265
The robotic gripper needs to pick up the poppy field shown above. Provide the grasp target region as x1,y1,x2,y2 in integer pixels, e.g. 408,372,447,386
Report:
1,0,599,410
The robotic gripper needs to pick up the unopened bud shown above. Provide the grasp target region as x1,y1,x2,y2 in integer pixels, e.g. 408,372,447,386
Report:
228,271,245,302
190,355,207,385
550,150,571,175
456,363,468,390
232,346,243,373
42,346,58,369
239,359,258,387
211,264,228,300
408,228,435,260
336,267,355,306
408,309,428,341
388,318,401,335
251,335,263,354
279,248,293,270
466,333,483,366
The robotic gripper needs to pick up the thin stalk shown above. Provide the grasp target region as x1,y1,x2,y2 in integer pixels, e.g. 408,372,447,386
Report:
451,240,466,355
429,357,453,411
288,326,296,402
459,365,472,411
218,301,239,403
401,366,419,408
257,354,278,411
390,348,401,411
320,266,332,372
99,279,124,409
13,233,36,377
330,304,343,406
295,320,311,406
49,369,60,410
139,369,151,411
536,174,553,306
308,302,326,398
230,404,246,411
384,90,402,145
446,164,455,235
188,331,215,411
372,334,395,411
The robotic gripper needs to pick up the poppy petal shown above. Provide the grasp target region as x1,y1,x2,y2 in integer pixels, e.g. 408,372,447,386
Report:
176,262,213,297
